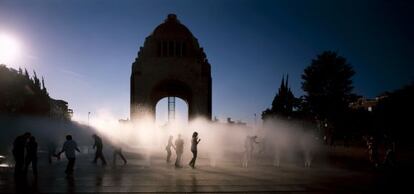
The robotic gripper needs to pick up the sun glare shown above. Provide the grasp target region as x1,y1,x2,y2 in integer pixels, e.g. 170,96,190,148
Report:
0,33,20,65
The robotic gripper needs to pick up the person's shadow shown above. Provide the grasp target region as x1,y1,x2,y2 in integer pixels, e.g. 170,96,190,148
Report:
95,172,103,186
111,167,123,187
190,173,198,192
14,175,28,193
14,174,39,193
66,175,76,193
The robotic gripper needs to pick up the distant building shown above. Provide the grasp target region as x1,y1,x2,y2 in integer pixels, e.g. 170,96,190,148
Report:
49,99,73,120
226,117,247,126
118,118,130,124
349,95,388,112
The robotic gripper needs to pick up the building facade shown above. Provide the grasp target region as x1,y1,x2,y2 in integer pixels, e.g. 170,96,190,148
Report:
130,14,212,122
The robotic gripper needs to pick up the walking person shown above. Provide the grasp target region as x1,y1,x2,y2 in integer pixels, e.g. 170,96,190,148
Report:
12,132,31,178
165,135,175,163
113,145,127,165
189,132,201,169
174,134,184,168
24,136,38,178
92,134,107,165
57,135,80,176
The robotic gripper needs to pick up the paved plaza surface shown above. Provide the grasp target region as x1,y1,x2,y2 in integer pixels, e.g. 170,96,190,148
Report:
0,147,411,193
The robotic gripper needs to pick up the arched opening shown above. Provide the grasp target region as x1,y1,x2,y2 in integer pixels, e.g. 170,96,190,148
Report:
155,97,189,127
150,79,192,125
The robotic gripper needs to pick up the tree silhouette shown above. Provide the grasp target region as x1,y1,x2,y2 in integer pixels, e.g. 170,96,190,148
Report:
374,82,414,143
301,51,355,134
262,75,298,120
0,64,51,115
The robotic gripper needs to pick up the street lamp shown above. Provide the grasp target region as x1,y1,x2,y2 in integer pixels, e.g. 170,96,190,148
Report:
88,112,91,126
253,113,259,130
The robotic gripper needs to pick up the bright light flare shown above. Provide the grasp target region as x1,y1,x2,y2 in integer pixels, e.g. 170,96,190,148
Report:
0,33,20,64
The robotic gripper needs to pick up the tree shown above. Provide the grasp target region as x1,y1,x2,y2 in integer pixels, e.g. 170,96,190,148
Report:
0,64,51,115
374,82,414,143
262,75,298,120
41,76,48,95
301,51,355,137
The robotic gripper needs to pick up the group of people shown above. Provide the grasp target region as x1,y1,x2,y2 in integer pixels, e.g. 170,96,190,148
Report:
12,132,38,179
12,132,128,178
165,132,201,168
13,131,203,179
12,130,398,181
14,131,262,174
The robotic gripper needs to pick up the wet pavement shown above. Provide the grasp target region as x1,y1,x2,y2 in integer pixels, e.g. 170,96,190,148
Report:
0,150,408,193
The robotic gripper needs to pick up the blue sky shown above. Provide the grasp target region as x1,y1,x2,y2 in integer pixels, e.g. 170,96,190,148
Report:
0,0,413,125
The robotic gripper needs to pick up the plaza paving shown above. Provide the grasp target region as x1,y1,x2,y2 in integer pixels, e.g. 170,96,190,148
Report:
0,148,411,193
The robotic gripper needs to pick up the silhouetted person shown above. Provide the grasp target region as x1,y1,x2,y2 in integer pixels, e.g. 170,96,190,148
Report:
383,135,396,168
367,136,378,168
12,132,31,177
92,134,107,165
300,133,315,168
46,139,58,164
24,136,38,177
165,136,175,163
189,132,201,168
272,138,282,168
174,134,184,167
113,146,127,165
243,135,259,168
57,135,80,176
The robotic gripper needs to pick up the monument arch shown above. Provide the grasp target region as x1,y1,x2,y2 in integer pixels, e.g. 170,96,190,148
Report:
130,14,212,122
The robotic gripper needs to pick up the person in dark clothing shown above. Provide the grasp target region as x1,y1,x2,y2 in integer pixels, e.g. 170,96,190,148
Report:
165,135,175,163
383,135,396,168
189,132,201,168
92,134,107,165
12,132,31,177
113,146,127,165
367,136,379,168
24,136,38,177
47,139,58,164
57,135,80,176
174,134,184,168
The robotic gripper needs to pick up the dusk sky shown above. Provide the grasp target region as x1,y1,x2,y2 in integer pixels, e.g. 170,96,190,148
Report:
0,0,413,125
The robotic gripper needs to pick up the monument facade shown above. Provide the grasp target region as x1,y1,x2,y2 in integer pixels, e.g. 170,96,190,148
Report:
130,14,212,122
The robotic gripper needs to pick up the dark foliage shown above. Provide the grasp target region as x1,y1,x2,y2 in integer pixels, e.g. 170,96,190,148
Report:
262,75,300,120
374,83,414,143
301,51,355,130
0,64,50,115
